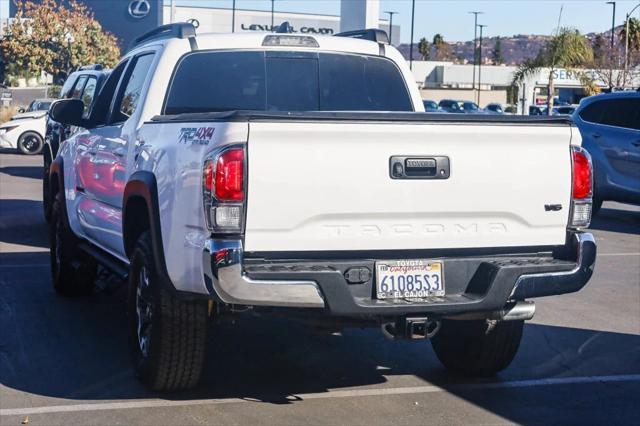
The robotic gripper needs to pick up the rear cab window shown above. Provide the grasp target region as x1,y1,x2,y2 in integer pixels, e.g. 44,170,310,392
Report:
164,51,414,114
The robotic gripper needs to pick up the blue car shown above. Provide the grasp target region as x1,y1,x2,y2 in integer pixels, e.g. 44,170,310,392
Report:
572,91,640,213
422,100,440,112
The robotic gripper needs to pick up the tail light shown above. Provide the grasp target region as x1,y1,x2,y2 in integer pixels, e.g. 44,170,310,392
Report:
203,146,245,233
569,146,593,228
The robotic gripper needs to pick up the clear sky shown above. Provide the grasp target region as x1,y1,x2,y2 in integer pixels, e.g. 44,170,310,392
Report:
2,0,640,42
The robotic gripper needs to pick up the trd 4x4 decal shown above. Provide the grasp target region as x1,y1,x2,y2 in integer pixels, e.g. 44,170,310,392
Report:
178,127,215,145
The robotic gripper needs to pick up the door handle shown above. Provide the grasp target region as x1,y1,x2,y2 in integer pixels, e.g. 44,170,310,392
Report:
632,141,640,148
592,132,601,139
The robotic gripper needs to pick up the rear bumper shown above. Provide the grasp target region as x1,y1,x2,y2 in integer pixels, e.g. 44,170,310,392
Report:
202,232,596,317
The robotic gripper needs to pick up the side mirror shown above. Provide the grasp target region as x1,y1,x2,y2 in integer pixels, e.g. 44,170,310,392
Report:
49,99,86,127
18,108,25,113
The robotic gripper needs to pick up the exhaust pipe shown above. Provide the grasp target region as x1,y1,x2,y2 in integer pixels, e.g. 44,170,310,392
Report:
500,301,535,321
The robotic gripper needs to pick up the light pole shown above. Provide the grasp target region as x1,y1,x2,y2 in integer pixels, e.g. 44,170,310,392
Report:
468,11,483,97
232,0,236,33
606,1,616,89
477,24,487,106
271,0,275,32
410,0,415,70
384,11,397,45
623,3,640,87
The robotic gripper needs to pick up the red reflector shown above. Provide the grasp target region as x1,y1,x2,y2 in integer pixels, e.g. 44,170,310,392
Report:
204,161,214,192
215,148,244,201
572,149,591,199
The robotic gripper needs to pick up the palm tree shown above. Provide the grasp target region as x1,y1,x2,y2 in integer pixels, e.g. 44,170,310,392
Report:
418,37,430,60
620,17,640,52
512,27,595,114
432,34,451,61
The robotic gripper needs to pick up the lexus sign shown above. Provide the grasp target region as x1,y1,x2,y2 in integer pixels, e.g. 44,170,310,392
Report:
128,0,151,19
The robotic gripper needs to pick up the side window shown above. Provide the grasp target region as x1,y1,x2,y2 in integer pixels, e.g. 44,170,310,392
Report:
579,100,604,124
80,77,98,118
111,54,154,124
88,60,129,127
59,75,77,99
70,75,88,99
600,99,639,130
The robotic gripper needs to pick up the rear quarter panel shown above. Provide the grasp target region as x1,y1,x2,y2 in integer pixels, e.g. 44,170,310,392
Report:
135,121,248,295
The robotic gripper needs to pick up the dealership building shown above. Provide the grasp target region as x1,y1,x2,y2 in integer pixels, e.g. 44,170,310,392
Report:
7,0,398,48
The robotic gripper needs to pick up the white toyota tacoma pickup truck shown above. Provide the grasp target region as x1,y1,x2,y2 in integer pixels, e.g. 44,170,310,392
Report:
48,23,596,391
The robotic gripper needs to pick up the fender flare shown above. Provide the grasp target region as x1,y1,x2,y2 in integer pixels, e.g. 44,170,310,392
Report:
122,171,171,286
49,156,70,229
122,171,163,259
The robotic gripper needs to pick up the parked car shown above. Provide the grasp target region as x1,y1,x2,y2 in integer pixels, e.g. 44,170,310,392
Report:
572,91,640,213
485,103,505,114
461,101,487,114
422,100,440,112
529,105,548,116
552,106,577,116
0,98,54,154
438,99,486,114
438,99,464,113
14,98,54,116
48,23,595,391
42,65,110,221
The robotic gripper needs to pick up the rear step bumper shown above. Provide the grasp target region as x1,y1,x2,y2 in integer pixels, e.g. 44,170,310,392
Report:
202,232,596,316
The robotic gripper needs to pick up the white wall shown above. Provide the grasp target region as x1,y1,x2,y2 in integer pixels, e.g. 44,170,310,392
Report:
339,0,379,32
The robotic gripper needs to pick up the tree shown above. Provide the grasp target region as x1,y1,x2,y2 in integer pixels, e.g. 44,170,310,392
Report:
512,27,596,114
492,37,504,65
590,33,627,89
620,17,640,53
592,34,606,58
418,37,430,60
0,0,120,83
432,33,452,61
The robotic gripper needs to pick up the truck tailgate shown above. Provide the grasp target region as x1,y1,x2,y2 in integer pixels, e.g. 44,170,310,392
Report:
245,121,573,252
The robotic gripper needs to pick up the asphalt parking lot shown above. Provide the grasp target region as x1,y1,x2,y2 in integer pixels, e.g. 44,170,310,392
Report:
0,151,639,425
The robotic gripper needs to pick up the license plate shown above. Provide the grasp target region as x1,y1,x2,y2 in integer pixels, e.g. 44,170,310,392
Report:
375,260,444,300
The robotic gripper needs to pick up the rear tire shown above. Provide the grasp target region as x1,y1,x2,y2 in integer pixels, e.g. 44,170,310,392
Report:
127,231,208,391
17,131,44,155
431,319,523,376
49,195,96,296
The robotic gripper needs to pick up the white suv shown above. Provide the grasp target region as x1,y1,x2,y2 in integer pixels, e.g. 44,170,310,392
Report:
0,99,54,154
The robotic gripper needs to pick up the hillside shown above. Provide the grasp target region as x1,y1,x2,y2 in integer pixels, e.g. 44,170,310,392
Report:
397,25,626,65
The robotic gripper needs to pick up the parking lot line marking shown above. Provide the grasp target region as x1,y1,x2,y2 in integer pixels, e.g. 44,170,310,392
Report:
2,374,640,417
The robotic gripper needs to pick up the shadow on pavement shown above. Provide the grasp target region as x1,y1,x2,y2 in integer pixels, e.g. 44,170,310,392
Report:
0,165,42,180
1,250,639,424
0,199,49,249
590,207,640,235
